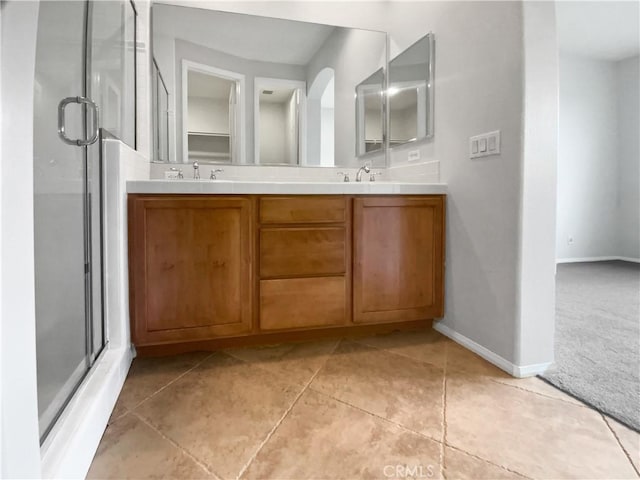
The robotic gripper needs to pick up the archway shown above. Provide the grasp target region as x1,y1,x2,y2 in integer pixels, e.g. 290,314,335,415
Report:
307,67,335,166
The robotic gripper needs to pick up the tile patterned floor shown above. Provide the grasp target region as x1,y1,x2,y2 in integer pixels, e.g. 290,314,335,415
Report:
89,329,640,480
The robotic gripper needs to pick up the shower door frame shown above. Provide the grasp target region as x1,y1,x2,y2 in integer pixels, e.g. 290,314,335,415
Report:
37,0,138,444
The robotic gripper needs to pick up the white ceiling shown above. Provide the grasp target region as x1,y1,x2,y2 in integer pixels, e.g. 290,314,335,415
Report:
556,1,640,61
154,3,336,65
260,88,295,104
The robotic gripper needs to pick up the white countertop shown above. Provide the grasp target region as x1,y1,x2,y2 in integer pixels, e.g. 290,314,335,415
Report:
126,180,447,195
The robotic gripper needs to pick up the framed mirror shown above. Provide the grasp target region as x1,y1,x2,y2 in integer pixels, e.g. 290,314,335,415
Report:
151,4,387,167
355,68,385,157
388,33,435,147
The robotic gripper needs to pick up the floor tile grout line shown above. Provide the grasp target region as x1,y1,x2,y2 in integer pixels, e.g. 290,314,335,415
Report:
602,414,640,478
219,338,342,392
488,377,591,409
309,337,344,383
222,338,447,478
219,333,587,412
348,336,589,411
307,385,443,446
131,411,223,480
233,341,341,480
440,343,449,479
126,352,217,413
347,336,449,371
443,443,534,480
107,404,131,425
218,349,297,378
353,330,589,412
218,348,305,385
122,345,541,480
311,338,447,446
443,345,534,480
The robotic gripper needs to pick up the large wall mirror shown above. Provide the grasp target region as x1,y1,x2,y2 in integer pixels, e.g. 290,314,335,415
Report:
388,33,434,147
152,4,387,167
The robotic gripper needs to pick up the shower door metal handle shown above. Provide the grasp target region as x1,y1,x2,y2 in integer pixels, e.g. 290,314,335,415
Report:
57,96,99,146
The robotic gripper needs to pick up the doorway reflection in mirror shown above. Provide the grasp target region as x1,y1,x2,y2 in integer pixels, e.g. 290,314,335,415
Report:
183,63,244,164
255,79,306,165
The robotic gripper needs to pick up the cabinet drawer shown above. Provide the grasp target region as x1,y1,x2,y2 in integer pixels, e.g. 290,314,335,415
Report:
260,227,346,278
260,196,347,224
260,277,347,330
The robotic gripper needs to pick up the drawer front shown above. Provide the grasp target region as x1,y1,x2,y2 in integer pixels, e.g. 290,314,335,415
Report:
260,196,347,224
260,277,347,330
260,227,346,278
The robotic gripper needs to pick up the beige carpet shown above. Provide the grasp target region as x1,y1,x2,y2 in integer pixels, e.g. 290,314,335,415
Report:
541,260,640,432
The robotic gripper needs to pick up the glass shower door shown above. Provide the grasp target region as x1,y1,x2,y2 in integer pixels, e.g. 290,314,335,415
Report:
33,1,100,441
34,0,136,442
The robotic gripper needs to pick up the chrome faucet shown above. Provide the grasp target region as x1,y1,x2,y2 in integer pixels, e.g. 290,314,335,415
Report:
337,172,350,182
210,168,224,180
355,164,371,182
193,161,200,179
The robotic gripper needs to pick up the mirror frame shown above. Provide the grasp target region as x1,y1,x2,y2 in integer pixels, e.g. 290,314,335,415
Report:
355,67,387,159
387,32,435,150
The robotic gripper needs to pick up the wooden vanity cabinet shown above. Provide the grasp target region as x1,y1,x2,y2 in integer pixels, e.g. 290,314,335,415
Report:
128,194,445,353
128,195,253,346
353,196,445,324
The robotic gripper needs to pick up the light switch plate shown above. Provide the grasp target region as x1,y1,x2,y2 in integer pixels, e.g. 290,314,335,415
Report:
488,135,497,152
470,130,501,159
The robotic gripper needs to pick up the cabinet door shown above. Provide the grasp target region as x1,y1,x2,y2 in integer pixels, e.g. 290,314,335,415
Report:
353,196,445,323
129,196,253,345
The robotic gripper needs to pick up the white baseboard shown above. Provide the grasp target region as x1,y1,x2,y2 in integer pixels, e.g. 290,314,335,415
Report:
618,256,640,263
557,256,640,264
514,361,553,378
433,322,552,378
40,344,134,479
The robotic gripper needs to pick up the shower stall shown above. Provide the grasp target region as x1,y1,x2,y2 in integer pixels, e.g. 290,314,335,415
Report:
33,0,137,442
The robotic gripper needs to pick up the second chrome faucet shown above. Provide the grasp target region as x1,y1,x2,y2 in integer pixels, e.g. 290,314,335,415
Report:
192,162,224,180
337,165,381,183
